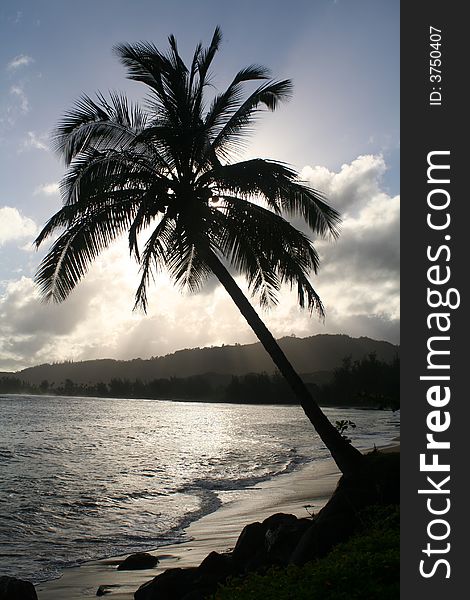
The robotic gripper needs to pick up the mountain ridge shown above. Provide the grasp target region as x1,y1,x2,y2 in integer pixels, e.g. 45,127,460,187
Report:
1,334,399,386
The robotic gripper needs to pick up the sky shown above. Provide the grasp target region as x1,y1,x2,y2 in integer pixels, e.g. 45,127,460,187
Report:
0,0,400,372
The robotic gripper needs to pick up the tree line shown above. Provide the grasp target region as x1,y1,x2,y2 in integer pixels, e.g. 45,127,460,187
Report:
1,353,399,410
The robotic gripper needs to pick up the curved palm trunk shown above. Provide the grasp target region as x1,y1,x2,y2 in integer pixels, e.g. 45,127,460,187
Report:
204,250,363,477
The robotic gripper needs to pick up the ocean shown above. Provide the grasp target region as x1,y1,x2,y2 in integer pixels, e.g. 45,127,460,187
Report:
0,394,399,583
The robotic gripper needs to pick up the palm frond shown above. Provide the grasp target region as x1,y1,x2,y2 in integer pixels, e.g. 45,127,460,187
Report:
59,148,159,208
204,64,271,131
113,41,169,91
207,197,324,314
134,214,175,312
35,198,138,302
203,159,340,238
196,26,222,83
210,79,293,160
53,93,148,165
191,27,222,121
188,42,202,93
167,234,212,294
134,215,212,310
128,181,170,260
114,41,183,126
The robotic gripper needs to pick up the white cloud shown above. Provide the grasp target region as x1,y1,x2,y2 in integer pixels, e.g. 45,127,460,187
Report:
34,182,59,196
7,54,34,70
19,131,49,152
301,154,388,214
0,206,37,246
301,154,400,330
9,85,29,114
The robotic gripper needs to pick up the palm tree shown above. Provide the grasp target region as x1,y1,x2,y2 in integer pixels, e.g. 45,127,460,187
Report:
35,28,363,476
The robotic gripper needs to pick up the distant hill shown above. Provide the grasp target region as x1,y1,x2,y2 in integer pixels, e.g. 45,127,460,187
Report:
2,335,398,386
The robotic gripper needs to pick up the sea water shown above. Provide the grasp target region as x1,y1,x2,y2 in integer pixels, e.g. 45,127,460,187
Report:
0,395,399,583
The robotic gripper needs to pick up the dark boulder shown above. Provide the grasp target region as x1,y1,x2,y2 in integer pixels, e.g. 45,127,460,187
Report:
232,513,305,572
117,552,159,571
134,567,198,600
97,584,121,596
231,520,266,571
263,513,298,531
265,517,312,565
0,576,37,600
197,551,234,582
96,585,112,596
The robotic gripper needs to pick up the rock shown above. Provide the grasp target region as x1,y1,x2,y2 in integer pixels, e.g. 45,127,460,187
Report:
263,513,298,531
96,585,111,596
96,584,120,596
265,517,311,565
0,576,38,600
197,551,234,582
134,567,198,600
231,521,266,571
232,513,302,572
117,552,159,571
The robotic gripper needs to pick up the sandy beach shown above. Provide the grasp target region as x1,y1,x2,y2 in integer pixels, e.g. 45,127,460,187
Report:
36,442,398,600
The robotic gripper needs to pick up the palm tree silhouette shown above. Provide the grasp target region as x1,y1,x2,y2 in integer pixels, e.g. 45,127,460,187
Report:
35,28,363,476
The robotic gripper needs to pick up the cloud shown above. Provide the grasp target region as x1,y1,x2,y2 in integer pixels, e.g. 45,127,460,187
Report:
299,154,400,335
0,85,31,130
0,155,399,371
34,182,59,196
0,206,37,246
301,154,388,214
7,54,34,70
9,85,29,114
0,276,93,371
19,131,49,152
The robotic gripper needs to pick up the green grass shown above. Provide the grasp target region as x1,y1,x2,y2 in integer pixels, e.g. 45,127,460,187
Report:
213,505,399,600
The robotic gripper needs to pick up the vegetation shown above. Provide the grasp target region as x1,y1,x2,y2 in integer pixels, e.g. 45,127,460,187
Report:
319,353,400,410
34,28,363,474
213,505,399,600
0,353,399,410
0,376,36,395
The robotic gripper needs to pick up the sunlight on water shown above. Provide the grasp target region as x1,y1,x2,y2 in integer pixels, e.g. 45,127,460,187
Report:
0,395,399,583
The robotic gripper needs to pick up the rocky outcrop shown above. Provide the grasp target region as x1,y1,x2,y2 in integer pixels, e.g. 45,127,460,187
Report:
291,450,400,565
134,513,313,600
0,576,38,600
231,512,310,572
134,451,399,600
265,515,311,565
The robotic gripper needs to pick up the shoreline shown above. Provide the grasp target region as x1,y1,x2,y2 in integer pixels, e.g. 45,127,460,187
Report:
36,440,399,600
35,457,340,599
2,392,396,411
